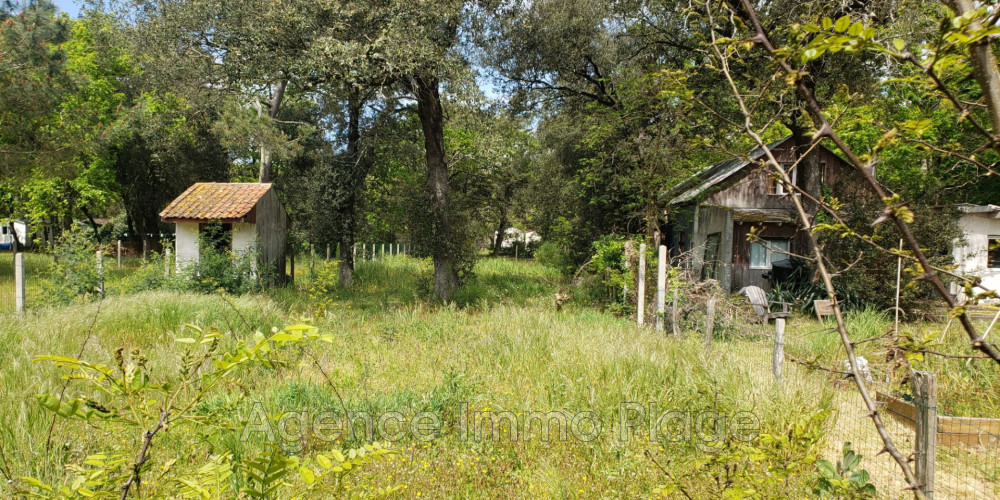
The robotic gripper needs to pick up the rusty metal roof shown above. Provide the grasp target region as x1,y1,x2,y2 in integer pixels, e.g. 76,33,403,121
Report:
159,183,272,222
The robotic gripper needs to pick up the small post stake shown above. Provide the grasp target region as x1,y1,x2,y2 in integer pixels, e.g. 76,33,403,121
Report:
164,247,171,277
117,239,122,269
326,244,330,262
142,239,148,262
14,252,25,313
913,371,937,499
705,297,716,350
637,243,646,326
773,318,785,381
656,245,666,332
310,244,315,273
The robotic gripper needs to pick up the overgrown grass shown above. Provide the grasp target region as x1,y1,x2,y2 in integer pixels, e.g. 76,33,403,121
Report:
0,257,839,498
785,307,1000,417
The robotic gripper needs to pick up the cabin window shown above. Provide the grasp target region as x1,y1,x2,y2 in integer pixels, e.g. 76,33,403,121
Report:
750,238,790,269
989,237,1000,269
772,163,797,195
1,226,6,235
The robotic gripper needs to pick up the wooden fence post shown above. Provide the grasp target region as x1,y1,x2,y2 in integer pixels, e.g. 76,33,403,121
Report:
117,239,122,269
289,249,295,283
142,239,148,262
656,245,666,332
705,297,716,350
773,318,785,381
671,288,680,336
14,252,25,313
637,243,646,326
96,250,104,297
326,244,330,262
310,244,315,272
913,371,937,499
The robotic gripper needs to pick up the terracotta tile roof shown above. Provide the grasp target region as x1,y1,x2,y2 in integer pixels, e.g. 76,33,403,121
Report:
160,183,272,221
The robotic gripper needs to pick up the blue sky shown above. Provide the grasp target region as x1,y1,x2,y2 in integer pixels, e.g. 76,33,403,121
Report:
53,0,81,18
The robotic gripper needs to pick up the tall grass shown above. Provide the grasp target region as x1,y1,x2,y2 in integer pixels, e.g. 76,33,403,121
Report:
0,257,837,498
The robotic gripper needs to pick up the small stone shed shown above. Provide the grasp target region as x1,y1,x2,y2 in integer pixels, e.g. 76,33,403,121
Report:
159,182,288,282
951,204,1000,300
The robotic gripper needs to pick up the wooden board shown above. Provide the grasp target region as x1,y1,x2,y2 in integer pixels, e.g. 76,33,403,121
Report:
876,392,1000,448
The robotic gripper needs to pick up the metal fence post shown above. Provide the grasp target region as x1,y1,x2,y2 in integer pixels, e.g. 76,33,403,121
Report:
637,243,646,326
656,245,666,332
914,371,937,499
14,252,25,313
773,317,785,381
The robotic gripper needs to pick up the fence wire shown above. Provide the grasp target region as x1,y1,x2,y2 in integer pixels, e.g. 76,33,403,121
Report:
780,321,1000,500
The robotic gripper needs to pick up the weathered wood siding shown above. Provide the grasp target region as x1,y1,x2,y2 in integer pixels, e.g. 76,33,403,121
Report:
254,189,288,283
730,221,804,291
691,205,733,291
700,142,865,211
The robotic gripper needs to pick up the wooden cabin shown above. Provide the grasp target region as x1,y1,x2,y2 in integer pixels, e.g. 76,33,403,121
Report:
160,183,288,284
663,136,868,292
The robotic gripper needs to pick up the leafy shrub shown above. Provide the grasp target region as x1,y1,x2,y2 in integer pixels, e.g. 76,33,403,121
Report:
534,241,573,274
22,322,403,498
42,227,102,304
812,200,960,313
179,228,262,294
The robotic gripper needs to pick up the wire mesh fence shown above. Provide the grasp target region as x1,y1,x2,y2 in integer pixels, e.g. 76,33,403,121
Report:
0,251,51,314
780,320,1000,499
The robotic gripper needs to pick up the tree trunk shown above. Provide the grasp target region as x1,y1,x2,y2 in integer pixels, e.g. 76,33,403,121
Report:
492,203,508,256
943,0,1000,137
413,74,456,301
258,79,288,183
81,206,102,243
337,91,365,286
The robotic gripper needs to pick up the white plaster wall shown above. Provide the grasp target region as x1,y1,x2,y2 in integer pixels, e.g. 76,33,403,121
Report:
953,213,1000,297
231,222,257,272
175,222,200,272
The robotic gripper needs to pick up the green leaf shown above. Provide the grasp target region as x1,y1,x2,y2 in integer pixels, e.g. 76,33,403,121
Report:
298,466,315,485
834,16,851,33
893,38,905,51
822,17,833,30
37,394,61,412
175,338,196,344
816,459,837,478
848,22,863,37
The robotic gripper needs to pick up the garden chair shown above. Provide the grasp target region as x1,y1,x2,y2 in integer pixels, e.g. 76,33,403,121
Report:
739,285,791,323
